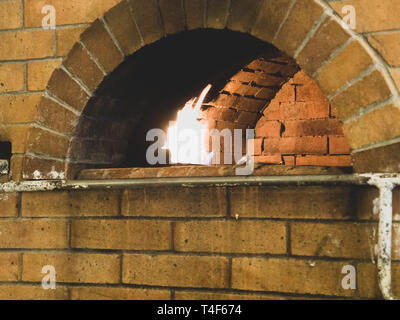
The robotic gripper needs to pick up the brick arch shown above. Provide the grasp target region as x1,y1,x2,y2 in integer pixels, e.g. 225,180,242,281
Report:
20,0,400,180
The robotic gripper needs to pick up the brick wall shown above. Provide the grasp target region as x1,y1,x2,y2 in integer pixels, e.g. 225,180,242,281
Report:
253,71,352,166
0,184,399,300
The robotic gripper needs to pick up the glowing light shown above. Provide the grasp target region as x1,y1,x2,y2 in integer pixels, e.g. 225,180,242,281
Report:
164,84,213,165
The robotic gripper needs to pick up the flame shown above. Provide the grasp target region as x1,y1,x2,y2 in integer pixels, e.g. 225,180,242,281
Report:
164,84,213,165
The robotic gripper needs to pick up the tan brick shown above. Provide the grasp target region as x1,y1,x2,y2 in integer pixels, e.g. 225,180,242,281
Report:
352,142,400,173
104,1,143,56
27,59,62,91
0,220,67,249
184,0,206,30
0,0,22,29
390,68,400,90
71,219,171,250
316,41,373,96
230,186,374,220
369,32,400,67
23,253,120,284
331,70,393,121
36,96,79,134
296,155,352,167
0,253,19,281
175,220,286,254
227,0,261,32
47,68,89,112
22,190,119,217
343,104,400,149
251,0,293,43
70,286,170,300
0,193,18,217
0,285,68,300
64,43,104,92
56,26,87,57
232,257,355,297
357,262,400,299
121,187,227,217
291,222,376,259
127,0,164,45
0,94,40,124
297,18,351,75
24,0,120,27
0,125,30,153
0,30,54,60
273,0,324,56
207,0,230,29
26,127,70,158
159,0,185,35
0,63,24,93
123,254,229,288
21,156,67,180
175,290,285,300
80,19,124,74
330,0,400,33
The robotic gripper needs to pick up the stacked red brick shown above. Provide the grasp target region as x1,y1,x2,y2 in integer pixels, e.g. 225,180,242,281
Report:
253,71,352,167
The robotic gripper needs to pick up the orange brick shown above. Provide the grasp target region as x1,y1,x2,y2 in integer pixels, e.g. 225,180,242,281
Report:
71,219,171,250
23,253,120,284
0,220,68,249
254,154,283,164
329,136,350,154
22,190,119,217
56,26,87,57
248,138,263,155
0,63,24,93
27,59,62,91
121,187,227,217
70,286,170,300
0,0,22,29
0,253,19,281
0,30,54,60
283,119,342,137
0,192,18,217
174,220,286,254
123,254,229,288
255,120,282,137
24,0,120,27
0,94,40,123
232,257,355,297
263,137,327,154
0,285,68,300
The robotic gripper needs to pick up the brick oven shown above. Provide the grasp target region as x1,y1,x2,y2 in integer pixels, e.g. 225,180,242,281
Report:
1,0,400,300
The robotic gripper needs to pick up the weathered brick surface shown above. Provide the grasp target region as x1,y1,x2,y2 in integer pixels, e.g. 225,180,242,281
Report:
123,254,229,288
230,186,374,220
0,253,19,281
70,286,171,300
174,220,286,254
27,60,62,91
227,0,262,33
104,0,143,55
127,0,164,45
0,285,68,300
80,19,124,74
273,0,324,56
0,220,68,249
26,127,70,158
232,257,355,297
71,219,171,250
331,70,393,121
159,0,185,35
353,142,400,173
329,136,350,154
343,104,400,149
0,193,18,217
0,0,22,29
184,0,206,30
23,253,120,284
24,0,120,27
296,155,352,167
297,18,351,75
0,125,30,153
316,41,373,96
0,63,24,93
0,30,54,60
22,190,119,217
122,187,227,217
175,290,285,300
207,0,230,29
0,94,39,123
